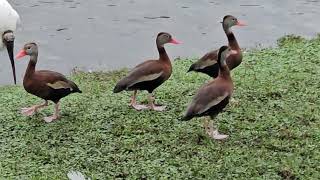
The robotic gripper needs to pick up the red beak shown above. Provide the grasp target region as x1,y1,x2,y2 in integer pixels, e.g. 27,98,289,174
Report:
236,20,247,26
16,49,27,59
169,38,181,44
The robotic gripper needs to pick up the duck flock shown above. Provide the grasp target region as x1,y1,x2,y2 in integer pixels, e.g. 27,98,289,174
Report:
1,1,247,140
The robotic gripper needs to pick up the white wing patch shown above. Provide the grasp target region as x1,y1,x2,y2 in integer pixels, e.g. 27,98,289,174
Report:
199,59,217,69
198,92,229,114
47,81,73,91
128,71,163,87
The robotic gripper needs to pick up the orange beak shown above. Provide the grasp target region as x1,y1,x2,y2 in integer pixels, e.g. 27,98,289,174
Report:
16,49,27,59
236,20,247,26
169,38,181,44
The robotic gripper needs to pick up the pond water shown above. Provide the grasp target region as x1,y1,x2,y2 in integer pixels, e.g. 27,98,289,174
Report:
1,0,320,85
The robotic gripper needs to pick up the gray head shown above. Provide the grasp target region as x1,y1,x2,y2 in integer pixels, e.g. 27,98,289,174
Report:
222,15,246,31
217,45,237,66
16,42,39,59
156,32,180,46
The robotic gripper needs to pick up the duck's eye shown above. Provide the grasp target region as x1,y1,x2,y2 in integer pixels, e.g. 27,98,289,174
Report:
27,47,31,50
233,18,236,21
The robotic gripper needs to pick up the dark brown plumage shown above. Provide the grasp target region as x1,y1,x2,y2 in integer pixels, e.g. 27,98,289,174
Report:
16,42,81,122
182,46,235,140
113,32,180,111
188,15,246,78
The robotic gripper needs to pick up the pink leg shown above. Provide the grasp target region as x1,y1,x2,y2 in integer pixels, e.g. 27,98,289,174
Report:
129,90,148,111
230,97,239,104
207,120,228,140
43,102,60,123
148,93,166,111
21,100,48,116
203,118,211,135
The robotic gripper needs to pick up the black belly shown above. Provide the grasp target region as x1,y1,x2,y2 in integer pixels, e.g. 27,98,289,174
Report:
45,88,75,103
27,87,74,103
197,64,219,78
129,76,166,93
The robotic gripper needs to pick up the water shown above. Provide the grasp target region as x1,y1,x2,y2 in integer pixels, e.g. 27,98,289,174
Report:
1,0,320,85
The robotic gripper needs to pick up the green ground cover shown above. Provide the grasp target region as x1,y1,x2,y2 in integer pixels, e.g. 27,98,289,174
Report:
0,35,319,179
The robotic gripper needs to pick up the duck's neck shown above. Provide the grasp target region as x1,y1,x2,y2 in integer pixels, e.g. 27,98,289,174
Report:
223,25,240,50
217,56,231,79
25,54,38,78
218,64,231,79
157,44,170,63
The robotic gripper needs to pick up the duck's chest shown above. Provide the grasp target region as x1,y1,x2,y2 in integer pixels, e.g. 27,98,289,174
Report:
226,51,243,70
23,76,51,98
162,62,172,79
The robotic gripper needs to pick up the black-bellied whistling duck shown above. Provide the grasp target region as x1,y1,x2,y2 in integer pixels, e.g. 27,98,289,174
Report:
182,46,236,140
188,15,246,78
16,42,82,122
113,32,180,111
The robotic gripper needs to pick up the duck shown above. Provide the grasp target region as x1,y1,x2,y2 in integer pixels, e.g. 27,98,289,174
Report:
182,46,235,140
113,32,180,111
187,15,246,78
16,42,82,122
0,0,21,84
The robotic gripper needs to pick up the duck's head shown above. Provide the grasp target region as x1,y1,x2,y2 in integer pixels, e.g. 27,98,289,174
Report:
218,46,237,65
16,42,38,59
2,30,16,84
222,15,246,29
156,32,180,46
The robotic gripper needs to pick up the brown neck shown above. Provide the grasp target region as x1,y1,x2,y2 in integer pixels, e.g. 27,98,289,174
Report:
223,25,240,50
217,54,231,79
157,44,170,63
25,55,37,78
218,64,231,79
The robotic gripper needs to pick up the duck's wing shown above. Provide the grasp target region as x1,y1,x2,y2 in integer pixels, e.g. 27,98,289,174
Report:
113,60,164,92
183,80,231,120
36,70,81,93
188,49,218,72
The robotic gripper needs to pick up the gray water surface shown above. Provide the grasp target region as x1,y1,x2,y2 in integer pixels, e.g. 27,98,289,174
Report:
1,0,320,85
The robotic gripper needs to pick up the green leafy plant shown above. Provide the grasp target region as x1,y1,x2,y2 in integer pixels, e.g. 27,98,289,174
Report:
0,36,319,179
